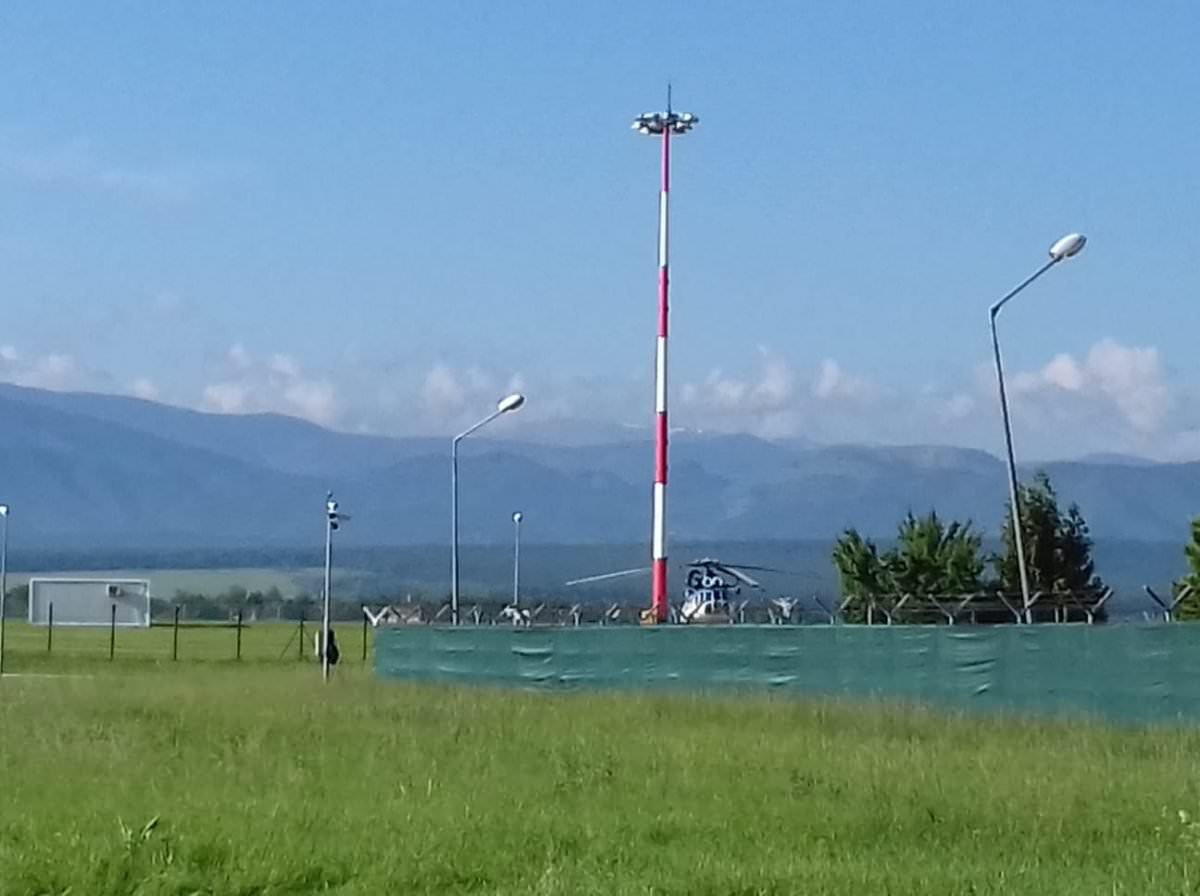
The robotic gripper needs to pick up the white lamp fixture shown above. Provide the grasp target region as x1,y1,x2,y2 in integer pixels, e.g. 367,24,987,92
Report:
1049,233,1087,261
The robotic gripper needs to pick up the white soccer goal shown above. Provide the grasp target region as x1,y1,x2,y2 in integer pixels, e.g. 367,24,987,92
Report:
27,578,152,627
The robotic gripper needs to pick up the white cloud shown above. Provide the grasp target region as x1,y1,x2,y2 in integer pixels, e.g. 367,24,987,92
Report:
9,353,79,391
812,358,869,401
36,354,73,377
1085,340,1168,432
422,363,466,412
752,351,794,407
1037,354,1084,391
268,353,301,379
677,352,879,440
283,380,337,426
1012,339,1168,434
684,350,801,416
685,353,868,413
228,343,252,369
202,382,249,414
699,370,748,411
0,346,126,394
129,378,159,401
0,333,1194,460
464,366,493,393
946,393,975,418
412,362,538,433
197,347,339,425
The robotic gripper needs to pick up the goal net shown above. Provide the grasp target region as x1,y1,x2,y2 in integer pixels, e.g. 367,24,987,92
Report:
27,578,152,627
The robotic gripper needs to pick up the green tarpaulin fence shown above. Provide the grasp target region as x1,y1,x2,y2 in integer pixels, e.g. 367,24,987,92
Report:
374,624,1200,724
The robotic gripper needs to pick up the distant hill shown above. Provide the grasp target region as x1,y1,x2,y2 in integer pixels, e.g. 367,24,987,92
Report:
1071,452,1161,467
0,383,406,477
1,384,1199,554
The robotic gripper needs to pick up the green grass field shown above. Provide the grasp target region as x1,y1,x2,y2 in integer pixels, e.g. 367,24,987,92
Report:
0,620,373,667
2,662,1199,894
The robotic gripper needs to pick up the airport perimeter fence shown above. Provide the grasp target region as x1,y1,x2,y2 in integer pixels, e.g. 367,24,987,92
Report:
361,584,1196,627
374,622,1200,725
4,585,1196,678
0,604,375,667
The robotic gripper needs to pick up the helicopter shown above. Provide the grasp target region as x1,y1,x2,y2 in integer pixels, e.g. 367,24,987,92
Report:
564,558,798,624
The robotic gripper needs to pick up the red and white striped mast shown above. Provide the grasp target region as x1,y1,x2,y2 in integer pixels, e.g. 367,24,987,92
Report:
632,87,698,622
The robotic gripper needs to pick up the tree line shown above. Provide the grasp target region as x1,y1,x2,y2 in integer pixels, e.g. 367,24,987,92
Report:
0,585,375,623
158,587,383,622
832,470,1200,623
832,472,1107,622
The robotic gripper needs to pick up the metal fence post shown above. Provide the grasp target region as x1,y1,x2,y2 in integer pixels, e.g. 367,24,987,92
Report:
1144,585,1184,623
236,610,243,661
362,612,368,662
47,602,53,653
172,605,180,661
109,603,116,661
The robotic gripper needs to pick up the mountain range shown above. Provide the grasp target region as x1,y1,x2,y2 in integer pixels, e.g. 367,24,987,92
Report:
1,382,1198,550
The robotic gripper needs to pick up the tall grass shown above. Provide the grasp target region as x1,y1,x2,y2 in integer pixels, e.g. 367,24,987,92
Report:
1,665,1198,894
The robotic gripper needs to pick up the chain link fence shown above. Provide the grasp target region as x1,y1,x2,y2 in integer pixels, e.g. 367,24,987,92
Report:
0,605,374,667
2,585,1195,672
359,585,1197,628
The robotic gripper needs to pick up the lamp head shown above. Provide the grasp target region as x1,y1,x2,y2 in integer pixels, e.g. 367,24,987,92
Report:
1049,233,1087,261
497,393,525,413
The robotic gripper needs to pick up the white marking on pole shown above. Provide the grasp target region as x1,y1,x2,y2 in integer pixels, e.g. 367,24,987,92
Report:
655,337,668,413
652,482,667,559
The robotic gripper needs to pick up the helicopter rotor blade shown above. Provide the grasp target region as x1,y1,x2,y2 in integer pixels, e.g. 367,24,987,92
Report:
564,567,652,587
717,566,762,589
681,558,764,588
685,558,783,573
709,562,818,578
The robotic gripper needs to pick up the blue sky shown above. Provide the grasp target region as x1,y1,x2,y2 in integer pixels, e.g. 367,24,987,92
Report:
1,2,1198,459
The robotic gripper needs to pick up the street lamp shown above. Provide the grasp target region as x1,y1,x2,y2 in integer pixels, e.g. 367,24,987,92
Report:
322,492,349,681
632,84,699,623
989,232,1087,621
450,393,526,625
512,511,523,607
0,505,8,677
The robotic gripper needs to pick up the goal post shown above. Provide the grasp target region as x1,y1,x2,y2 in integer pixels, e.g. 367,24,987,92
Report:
27,578,152,627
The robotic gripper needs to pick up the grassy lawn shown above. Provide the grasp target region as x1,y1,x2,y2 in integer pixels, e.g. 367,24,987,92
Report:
1,664,1199,894
0,620,373,667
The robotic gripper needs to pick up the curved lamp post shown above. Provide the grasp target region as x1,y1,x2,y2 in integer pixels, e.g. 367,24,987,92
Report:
450,393,525,625
990,233,1086,621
